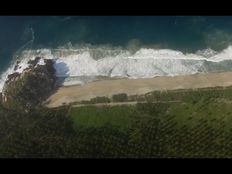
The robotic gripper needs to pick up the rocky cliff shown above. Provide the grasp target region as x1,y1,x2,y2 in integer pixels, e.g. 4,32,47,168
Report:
1,57,56,112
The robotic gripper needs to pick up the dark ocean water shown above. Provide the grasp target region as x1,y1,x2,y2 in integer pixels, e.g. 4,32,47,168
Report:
1,16,232,74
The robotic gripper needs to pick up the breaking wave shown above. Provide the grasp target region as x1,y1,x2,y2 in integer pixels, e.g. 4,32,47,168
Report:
2,45,232,92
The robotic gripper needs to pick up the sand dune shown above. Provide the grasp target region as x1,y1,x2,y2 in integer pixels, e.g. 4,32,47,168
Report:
46,72,232,108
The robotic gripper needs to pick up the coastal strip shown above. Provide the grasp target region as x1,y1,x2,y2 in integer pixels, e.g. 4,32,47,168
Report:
46,72,232,108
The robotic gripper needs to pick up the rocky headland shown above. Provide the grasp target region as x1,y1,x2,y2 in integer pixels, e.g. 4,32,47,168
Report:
1,57,56,112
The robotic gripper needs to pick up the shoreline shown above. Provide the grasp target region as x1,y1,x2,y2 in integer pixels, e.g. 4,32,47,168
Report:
46,71,232,108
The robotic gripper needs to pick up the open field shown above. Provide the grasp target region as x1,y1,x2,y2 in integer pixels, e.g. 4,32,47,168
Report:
67,86,232,158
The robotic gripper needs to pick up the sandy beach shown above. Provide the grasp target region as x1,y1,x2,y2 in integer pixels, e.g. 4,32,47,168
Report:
46,72,232,108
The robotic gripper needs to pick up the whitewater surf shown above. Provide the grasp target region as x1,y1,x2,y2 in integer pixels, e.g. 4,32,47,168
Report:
2,45,232,92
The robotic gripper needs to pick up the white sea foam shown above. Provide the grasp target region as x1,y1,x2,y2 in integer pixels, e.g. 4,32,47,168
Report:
2,46,232,92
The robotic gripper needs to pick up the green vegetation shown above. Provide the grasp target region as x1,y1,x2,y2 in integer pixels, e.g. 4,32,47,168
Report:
2,86,232,157
0,105,75,158
76,93,129,104
2,59,56,113
89,96,111,104
71,96,111,105
68,100,232,158
127,86,232,103
112,93,128,102
69,106,135,133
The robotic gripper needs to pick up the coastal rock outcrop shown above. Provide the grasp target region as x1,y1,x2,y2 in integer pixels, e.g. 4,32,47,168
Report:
1,57,56,112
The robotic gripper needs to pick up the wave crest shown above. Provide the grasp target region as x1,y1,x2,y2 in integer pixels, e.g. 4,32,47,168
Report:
2,45,232,92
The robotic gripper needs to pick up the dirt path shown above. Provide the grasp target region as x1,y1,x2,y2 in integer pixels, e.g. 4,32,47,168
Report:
71,100,181,108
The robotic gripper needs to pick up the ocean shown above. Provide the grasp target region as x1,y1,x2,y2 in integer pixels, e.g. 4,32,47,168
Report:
1,16,232,91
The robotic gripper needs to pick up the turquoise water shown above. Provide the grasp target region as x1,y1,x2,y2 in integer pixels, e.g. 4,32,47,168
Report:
1,16,232,74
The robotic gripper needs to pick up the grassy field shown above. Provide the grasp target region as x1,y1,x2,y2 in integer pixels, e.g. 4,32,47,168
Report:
69,105,135,133
67,86,232,158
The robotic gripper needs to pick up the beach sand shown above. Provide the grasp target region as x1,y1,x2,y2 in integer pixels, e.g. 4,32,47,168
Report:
46,72,232,108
